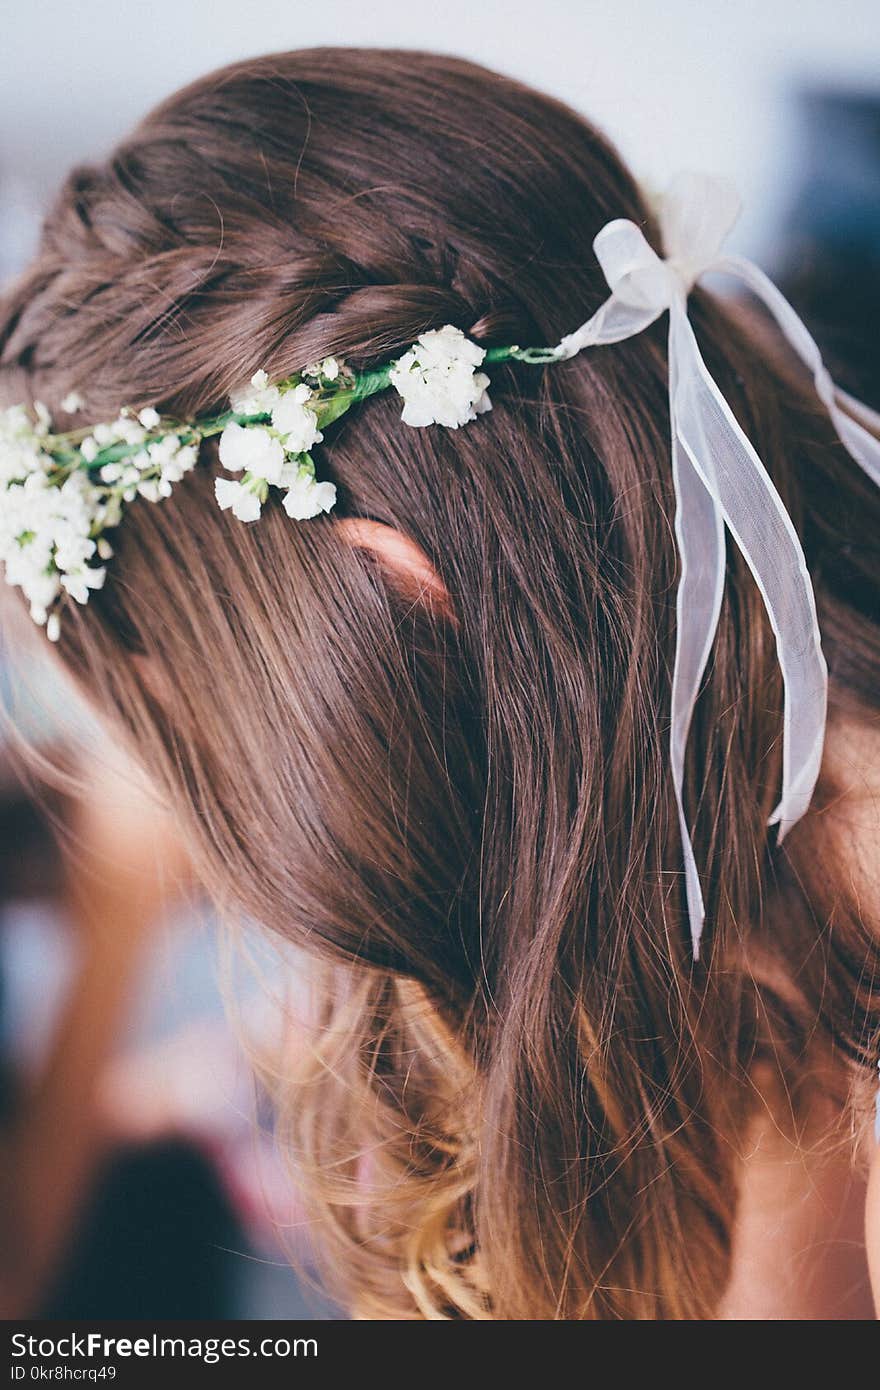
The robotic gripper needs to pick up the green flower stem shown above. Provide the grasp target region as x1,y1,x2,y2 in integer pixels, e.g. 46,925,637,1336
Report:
38,343,565,481
349,365,395,400
486,344,564,364
241,473,269,500
315,367,393,428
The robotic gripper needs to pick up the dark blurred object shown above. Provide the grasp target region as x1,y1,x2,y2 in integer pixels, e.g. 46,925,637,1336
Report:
0,746,64,900
777,86,880,406
39,1138,245,1319
0,746,65,1128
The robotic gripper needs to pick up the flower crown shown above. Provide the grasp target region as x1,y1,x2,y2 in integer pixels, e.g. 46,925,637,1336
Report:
3,172,880,956
0,324,549,643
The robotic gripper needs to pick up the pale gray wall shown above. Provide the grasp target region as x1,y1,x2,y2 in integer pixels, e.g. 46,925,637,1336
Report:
2,0,878,277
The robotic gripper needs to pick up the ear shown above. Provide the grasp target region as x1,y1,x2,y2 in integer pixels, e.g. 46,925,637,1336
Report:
335,517,454,619
131,521,452,704
132,653,172,707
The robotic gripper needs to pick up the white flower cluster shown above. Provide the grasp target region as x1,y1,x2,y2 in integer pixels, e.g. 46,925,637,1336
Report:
0,331,500,639
0,401,198,640
214,369,337,523
81,408,199,502
0,406,107,639
388,325,492,428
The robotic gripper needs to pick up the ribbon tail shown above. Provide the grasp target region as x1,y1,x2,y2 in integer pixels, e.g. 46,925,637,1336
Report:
832,387,880,486
668,411,726,959
718,255,880,488
668,303,828,851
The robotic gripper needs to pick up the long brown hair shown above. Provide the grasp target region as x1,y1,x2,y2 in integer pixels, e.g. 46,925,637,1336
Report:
2,47,879,1318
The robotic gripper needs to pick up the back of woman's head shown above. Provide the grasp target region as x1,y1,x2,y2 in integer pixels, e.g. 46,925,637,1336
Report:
2,47,879,1319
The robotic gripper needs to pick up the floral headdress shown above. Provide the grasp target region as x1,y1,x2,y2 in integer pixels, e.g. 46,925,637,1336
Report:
0,324,524,640
2,173,879,956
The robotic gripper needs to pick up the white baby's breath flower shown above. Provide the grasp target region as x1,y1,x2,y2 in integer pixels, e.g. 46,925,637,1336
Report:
80,437,99,463
172,443,199,473
22,571,61,627
304,356,344,382
0,465,106,634
146,435,180,466
61,391,85,415
45,613,61,643
113,416,147,446
61,565,106,605
142,434,198,486
389,324,492,428
218,421,284,483
270,383,323,455
282,472,337,520
0,406,46,484
138,406,161,429
1,405,34,434
214,475,263,522
154,441,198,486
136,478,164,503
229,369,281,417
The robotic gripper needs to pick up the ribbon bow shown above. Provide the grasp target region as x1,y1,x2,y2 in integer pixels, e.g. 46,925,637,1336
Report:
554,172,880,957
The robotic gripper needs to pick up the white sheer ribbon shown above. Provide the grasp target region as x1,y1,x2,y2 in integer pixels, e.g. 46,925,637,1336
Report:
552,172,880,957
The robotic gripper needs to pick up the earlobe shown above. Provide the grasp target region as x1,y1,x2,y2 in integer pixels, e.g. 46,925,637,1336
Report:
335,517,454,618
132,654,172,707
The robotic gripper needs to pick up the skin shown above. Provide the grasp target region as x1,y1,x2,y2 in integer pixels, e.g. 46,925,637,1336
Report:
718,1052,876,1318
337,517,455,617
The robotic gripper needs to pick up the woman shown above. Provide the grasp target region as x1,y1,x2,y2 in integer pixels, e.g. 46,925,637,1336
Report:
1,47,879,1319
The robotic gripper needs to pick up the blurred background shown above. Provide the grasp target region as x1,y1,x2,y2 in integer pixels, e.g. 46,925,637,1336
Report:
1,0,878,1320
